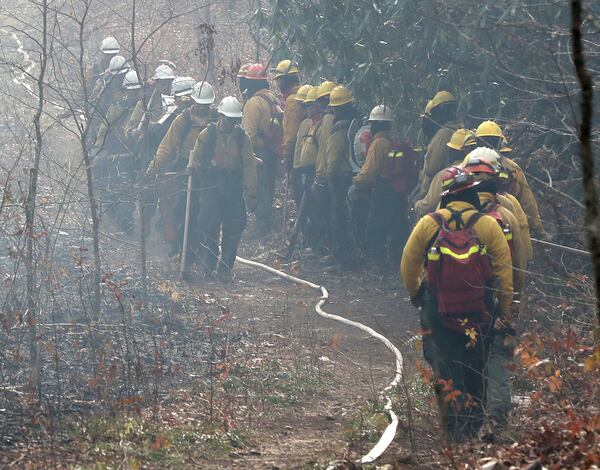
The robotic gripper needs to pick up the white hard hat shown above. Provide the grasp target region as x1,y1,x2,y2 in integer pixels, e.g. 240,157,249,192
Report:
217,96,243,118
368,105,394,122
191,81,215,104
152,64,176,81
158,59,177,71
171,77,195,97
100,36,120,54
463,146,501,171
123,70,142,90
108,55,128,75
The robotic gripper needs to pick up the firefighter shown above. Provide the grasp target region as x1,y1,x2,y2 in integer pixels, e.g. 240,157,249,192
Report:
350,105,413,272
236,62,253,101
241,63,283,237
473,120,543,234
124,64,177,168
145,79,214,259
401,166,513,442
411,91,462,203
462,148,528,432
414,128,471,218
87,55,129,146
295,86,324,249
311,80,337,256
188,96,257,282
291,84,313,205
86,36,120,97
93,70,143,234
325,86,359,269
273,60,303,173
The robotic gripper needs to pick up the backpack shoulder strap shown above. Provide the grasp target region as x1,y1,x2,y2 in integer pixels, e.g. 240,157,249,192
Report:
428,211,446,230
201,123,218,166
465,211,484,229
234,126,246,161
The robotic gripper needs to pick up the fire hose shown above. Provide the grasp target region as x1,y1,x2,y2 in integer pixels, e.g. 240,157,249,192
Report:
531,237,591,256
235,256,403,464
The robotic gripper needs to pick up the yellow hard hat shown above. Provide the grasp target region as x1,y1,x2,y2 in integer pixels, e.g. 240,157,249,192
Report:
295,84,312,102
304,86,320,103
423,99,434,115
446,128,470,150
476,120,504,138
430,91,456,110
317,80,337,98
500,135,512,153
463,130,477,149
329,85,353,107
273,59,299,78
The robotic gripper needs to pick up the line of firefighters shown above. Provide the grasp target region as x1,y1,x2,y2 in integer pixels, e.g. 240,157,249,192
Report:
87,36,545,443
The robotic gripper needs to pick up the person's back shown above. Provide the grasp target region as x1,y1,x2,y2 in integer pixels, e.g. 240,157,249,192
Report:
401,166,512,443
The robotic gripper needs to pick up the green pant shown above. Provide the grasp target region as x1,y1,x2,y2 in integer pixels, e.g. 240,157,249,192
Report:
485,333,513,425
420,292,492,442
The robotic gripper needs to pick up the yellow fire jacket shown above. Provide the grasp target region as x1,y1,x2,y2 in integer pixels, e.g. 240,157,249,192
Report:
401,200,513,316
499,192,532,261
326,119,353,176
416,120,461,197
298,116,323,169
187,125,258,207
241,89,278,154
315,113,334,180
414,159,464,217
146,110,209,175
282,85,303,163
501,156,543,232
293,118,312,169
479,192,527,294
353,131,392,186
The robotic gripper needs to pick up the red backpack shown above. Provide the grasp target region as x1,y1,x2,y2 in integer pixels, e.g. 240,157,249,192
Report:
426,208,494,331
382,140,419,193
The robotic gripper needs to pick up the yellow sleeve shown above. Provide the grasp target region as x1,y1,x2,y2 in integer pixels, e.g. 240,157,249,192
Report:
95,103,124,148
241,97,267,151
353,137,389,185
293,119,310,168
124,100,144,136
242,133,258,205
315,114,334,179
474,216,514,316
417,128,451,197
326,129,346,177
187,127,208,170
513,170,543,232
283,97,302,159
501,208,527,295
401,216,439,297
414,168,444,217
502,193,532,261
148,115,184,174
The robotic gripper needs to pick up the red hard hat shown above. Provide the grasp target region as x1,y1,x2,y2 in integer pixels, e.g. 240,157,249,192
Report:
464,162,496,175
245,63,268,80
237,63,254,78
441,166,480,196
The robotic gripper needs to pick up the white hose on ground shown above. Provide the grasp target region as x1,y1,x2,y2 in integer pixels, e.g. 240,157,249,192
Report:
236,256,404,464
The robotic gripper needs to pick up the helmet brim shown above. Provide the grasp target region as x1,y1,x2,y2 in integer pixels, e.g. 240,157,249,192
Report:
192,97,215,104
102,49,120,54
219,111,243,118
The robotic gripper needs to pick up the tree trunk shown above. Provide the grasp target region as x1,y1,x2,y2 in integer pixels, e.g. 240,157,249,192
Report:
571,0,600,336
26,0,49,397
